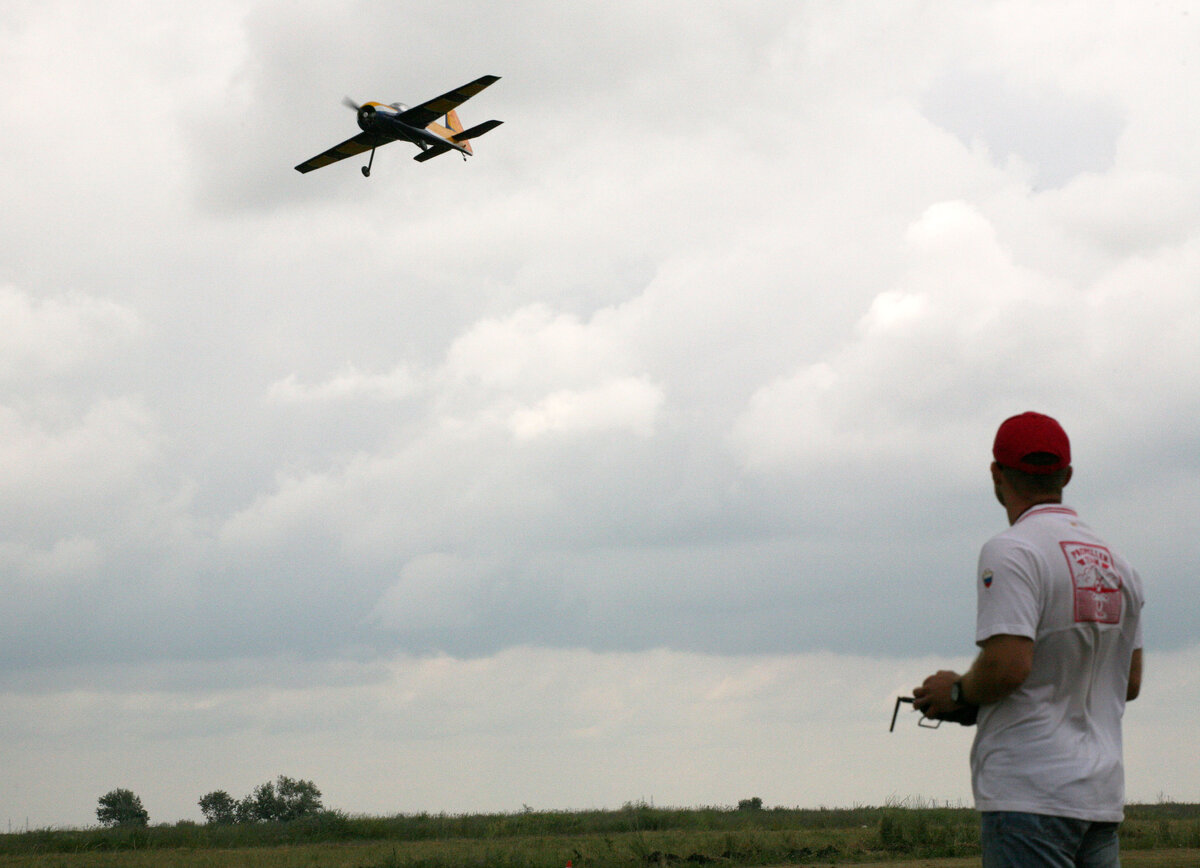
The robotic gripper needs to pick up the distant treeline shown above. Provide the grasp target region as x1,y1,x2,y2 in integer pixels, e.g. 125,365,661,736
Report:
88,776,325,830
2,799,1198,866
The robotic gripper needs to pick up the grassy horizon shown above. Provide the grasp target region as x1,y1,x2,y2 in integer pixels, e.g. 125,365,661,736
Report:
2,801,1198,867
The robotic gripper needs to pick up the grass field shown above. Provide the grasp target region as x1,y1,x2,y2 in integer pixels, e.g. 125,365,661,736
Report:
1,802,1197,867
826,855,1200,868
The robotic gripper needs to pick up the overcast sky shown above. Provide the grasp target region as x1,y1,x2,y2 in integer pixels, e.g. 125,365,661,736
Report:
3,0,1198,829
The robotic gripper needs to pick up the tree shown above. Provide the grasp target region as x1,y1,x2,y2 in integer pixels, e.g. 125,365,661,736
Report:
275,776,323,821
235,794,256,824
247,781,283,822
198,790,237,825
228,776,324,823
96,789,149,828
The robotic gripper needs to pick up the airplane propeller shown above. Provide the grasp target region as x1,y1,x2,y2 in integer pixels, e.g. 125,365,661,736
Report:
340,97,378,176
343,96,377,133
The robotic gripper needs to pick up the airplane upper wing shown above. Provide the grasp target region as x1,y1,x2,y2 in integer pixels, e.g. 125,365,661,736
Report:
294,130,393,173
396,75,500,129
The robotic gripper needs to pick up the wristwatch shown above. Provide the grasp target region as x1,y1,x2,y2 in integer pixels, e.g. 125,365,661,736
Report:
950,679,967,705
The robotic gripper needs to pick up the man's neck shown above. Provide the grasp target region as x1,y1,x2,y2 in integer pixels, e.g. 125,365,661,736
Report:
1007,495,1063,525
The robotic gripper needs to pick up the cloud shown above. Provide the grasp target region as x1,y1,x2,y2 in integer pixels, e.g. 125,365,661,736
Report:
0,286,141,380
508,376,662,439
0,536,102,586
728,201,1066,478
5,643,1198,826
268,364,422,403
0,397,163,522
445,304,645,394
922,67,1124,188
371,552,494,634
1040,170,1200,258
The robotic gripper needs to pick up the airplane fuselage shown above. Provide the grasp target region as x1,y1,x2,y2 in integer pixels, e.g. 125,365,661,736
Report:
358,105,471,156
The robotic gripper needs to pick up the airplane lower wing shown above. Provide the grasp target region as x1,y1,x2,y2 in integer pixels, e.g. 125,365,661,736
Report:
294,130,392,174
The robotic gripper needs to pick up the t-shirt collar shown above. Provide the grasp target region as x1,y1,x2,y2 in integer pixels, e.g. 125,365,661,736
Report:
1014,503,1077,524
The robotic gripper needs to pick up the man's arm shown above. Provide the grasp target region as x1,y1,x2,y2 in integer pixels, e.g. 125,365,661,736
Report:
914,634,1033,717
1127,648,1143,701
962,634,1034,704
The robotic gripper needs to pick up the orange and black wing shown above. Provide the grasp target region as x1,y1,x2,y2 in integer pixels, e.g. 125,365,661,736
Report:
395,75,499,130
294,130,392,174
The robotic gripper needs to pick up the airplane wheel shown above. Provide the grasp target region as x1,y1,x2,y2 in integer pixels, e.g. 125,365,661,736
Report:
361,166,371,177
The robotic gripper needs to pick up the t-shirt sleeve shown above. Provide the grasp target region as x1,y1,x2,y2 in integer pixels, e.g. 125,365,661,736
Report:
1130,567,1145,651
977,536,1041,644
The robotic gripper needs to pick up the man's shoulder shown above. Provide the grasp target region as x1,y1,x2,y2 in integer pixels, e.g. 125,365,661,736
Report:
983,521,1042,551
980,510,1075,567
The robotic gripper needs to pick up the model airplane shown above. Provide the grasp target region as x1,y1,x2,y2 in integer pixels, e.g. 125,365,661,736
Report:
295,74,502,177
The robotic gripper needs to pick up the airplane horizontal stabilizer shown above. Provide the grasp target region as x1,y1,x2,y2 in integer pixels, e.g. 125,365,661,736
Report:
413,142,453,162
451,119,503,142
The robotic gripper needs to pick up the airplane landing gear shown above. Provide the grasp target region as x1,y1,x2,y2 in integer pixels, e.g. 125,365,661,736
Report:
362,147,376,178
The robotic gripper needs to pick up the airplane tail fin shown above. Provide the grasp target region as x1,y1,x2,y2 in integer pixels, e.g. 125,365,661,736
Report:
422,111,501,160
444,109,472,155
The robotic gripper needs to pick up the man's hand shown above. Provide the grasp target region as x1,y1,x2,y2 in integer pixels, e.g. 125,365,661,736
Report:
913,669,963,718
913,636,1032,721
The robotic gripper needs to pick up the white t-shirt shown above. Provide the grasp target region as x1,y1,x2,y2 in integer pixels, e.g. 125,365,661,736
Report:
970,504,1144,822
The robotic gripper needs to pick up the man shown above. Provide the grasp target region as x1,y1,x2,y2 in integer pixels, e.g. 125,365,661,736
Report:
914,412,1144,868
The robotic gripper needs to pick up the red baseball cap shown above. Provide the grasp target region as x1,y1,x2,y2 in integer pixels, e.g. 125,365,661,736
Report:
993,412,1071,474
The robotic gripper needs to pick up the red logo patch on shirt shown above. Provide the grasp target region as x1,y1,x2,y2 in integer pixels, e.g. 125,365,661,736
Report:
981,569,993,589
1061,541,1122,624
